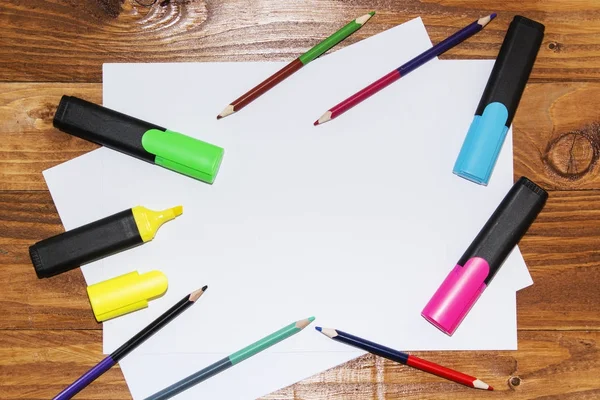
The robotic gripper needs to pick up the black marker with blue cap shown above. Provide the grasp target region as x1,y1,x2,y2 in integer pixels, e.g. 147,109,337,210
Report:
453,16,545,186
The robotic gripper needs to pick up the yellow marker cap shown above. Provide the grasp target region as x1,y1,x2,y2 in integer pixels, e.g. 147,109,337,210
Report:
132,205,183,242
86,270,168,322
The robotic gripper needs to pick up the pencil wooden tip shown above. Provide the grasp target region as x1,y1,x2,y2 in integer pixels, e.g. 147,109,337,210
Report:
356,12,375,25
295,317,316,330
189,286,207,302
315,327,338,338
473,379,491,390
217,105,235,119
314,111,332,126
478,13,497,27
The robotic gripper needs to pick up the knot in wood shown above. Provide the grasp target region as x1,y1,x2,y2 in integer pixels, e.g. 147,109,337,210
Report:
542,123,600,180
548,41,562,52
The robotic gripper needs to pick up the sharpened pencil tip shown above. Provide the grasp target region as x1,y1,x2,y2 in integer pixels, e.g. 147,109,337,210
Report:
295,317,316,329
202,285,208,291
315,111,332,126
478,13,497,27
473,379,492,390
315,327,338,338
217,104,235,120
356,12,374,25
315,326,322,331
189,286,208,302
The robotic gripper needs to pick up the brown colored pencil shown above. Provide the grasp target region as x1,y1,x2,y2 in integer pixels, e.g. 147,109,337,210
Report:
217,12,375,119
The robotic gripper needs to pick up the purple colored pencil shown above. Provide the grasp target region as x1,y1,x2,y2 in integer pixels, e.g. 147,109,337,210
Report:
53,357,116,400
314,13,497,125
399,13,497,76
52,286,207,400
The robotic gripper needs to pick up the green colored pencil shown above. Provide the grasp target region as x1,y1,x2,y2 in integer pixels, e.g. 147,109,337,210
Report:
144,317,315,400
217,12,375,119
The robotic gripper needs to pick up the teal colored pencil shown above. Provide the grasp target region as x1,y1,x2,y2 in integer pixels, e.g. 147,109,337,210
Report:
144,317,315,400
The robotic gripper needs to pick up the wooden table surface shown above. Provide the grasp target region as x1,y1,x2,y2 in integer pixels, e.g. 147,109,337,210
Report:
1,0,599,399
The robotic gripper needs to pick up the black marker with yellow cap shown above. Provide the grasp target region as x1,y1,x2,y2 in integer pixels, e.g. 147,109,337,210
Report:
29,205,182,278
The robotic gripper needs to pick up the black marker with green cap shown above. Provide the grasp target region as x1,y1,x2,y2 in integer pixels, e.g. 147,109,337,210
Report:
53,95,224,184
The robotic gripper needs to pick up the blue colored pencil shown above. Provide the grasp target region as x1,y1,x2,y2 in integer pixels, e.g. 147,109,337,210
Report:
315,13,497,125
316,327,493,390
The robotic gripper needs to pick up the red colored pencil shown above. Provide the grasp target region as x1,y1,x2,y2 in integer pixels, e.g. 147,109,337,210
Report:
316,327,493,390
314,13,496,125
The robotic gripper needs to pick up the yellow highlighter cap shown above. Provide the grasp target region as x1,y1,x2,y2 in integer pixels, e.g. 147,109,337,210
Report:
86,270,168,322
132,205,183,242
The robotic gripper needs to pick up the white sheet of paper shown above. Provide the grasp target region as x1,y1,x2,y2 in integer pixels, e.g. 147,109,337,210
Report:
43,18,530,355
42,18,532,400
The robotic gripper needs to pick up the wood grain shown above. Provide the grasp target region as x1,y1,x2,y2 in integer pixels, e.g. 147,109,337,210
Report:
0,191,97,330
517,190,600,330
0,331,126,400
1,0,599,82
514,83,600,190
0,84,100,191
2,82,600,191
1,330,598,400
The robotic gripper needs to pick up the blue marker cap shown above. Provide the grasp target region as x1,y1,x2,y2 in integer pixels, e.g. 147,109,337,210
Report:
453,16,544,186
453,103,509,185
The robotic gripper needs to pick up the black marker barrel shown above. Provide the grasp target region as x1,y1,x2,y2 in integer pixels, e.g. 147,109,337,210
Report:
457,176,548,284
54,96,160,163
30,209,140,278
29,205,182,278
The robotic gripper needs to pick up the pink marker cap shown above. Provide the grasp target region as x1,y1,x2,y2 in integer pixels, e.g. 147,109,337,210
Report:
421,257,490,336
422,178,548,336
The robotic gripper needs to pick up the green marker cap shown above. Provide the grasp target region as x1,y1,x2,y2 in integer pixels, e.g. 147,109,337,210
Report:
142,129,224,184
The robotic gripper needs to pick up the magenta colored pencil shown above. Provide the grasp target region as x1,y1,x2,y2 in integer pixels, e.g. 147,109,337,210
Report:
314,14,497,126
